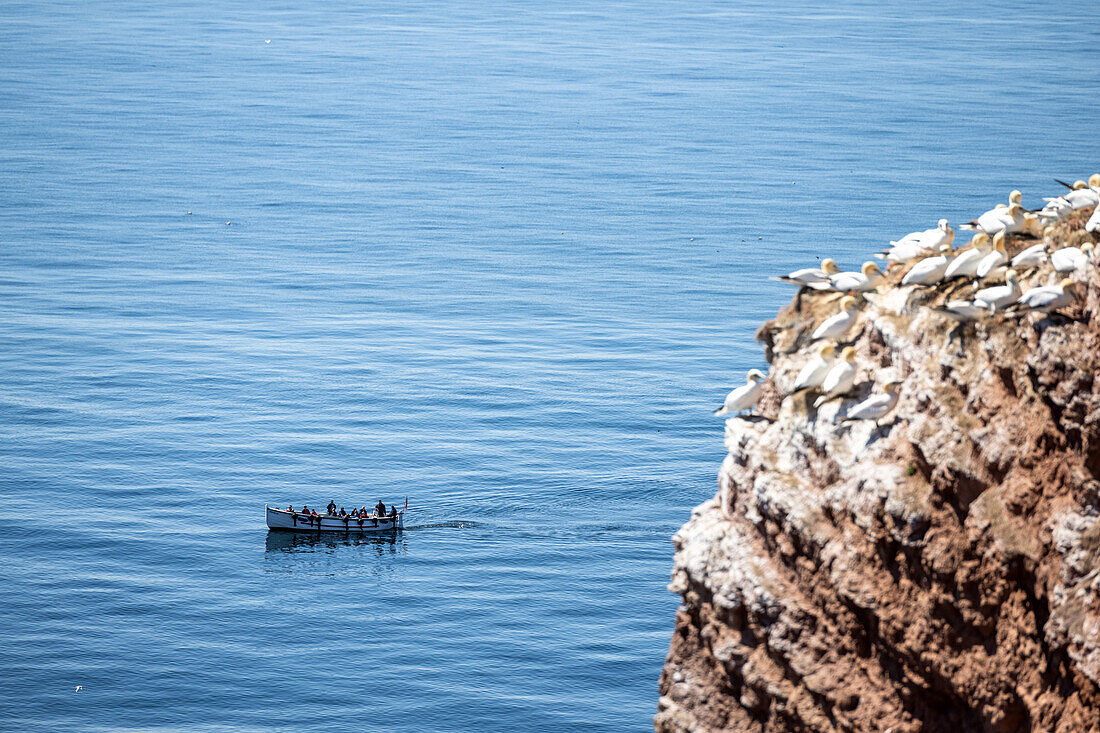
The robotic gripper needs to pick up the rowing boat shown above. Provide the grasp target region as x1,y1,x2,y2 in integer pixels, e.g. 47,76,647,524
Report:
266,505,405,534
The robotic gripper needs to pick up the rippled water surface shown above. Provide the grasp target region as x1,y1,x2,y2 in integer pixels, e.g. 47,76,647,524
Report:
1,1,1097,730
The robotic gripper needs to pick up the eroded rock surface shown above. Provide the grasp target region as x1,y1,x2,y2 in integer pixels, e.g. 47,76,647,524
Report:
657,208,1100,732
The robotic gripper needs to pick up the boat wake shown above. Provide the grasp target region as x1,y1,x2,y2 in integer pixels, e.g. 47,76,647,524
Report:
404,520,481,531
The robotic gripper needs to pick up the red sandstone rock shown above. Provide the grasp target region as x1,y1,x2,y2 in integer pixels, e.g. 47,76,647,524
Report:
657,208,1100,733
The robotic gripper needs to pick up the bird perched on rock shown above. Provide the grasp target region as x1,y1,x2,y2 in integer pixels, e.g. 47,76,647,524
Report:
1087,191,1100,233
1010,242,1047,269
973,271,1021,313
933,299,989,323
791,343,836,393
975,231,1008,279
842,380,902,423
774,259,841,289
827,262,883,292
813,347,857,408
1046,175,1100,210
1008,278,1077,315
943,232,991,280
962,203,1040,237
901,244,952,286
1051,243,1093,273
880,219,953,263
714,369,766,417
811,295,860,341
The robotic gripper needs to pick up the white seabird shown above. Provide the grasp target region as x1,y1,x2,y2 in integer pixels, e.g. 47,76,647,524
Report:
774,258,841,289
943,233,991,280
881,219,954,263
1046,175,1100,211
901,245,952,286
973,271,1021,313
842,380,902,423
813,347,857,408
933,299,990,323
811,295,860,341
827,262,883,292
1010,242,1047,269
975,231,1008,279
1010,278,1077,314
1038,196,1076,221
714,369,766,416
1087,195,1100,233
962,203,1040,237
791,343,836,392
1051,243,1093,273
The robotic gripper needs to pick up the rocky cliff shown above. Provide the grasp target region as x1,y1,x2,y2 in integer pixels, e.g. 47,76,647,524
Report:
656,199,1100,732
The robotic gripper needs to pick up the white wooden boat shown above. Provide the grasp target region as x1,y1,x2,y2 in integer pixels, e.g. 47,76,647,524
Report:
266,505,405,534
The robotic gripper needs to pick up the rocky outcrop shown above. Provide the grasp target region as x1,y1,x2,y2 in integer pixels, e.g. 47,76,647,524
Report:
657,205,1100,732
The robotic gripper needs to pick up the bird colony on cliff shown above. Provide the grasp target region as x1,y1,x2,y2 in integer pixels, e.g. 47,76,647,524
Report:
716,175,1100,428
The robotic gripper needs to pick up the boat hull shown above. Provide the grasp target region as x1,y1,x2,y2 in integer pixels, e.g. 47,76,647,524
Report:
266,506,404,533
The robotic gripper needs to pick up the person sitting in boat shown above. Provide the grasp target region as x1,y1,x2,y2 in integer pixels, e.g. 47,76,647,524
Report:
375,500,386,517
350,507,358,518
389,505,397,518
338,507,347,517
326,500,337,515
287,505,294,512
359,505,368,517
301,505,310,515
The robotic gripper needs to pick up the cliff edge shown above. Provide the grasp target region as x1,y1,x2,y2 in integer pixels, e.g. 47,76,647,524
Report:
657,198,1100,732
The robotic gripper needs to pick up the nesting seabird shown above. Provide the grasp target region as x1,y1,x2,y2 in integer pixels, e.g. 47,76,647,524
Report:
774,258,841,289
714,369,766,417
973,271,1021,313
827,262,883,292
813,347,857,408
791,343,837,393
1051,243,1093,273
811,295,861,341
842,380,902,423
975,231,1008,279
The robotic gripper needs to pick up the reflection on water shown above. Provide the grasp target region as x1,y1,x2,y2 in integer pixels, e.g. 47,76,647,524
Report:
265,530,403,554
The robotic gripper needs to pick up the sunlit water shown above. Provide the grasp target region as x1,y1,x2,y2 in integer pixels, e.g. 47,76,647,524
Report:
1,1,1097,730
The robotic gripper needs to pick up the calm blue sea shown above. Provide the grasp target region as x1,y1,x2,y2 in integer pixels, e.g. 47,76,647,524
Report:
0,1,1097,730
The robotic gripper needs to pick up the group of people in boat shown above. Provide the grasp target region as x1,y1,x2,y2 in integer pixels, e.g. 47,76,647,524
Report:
287,500,397,520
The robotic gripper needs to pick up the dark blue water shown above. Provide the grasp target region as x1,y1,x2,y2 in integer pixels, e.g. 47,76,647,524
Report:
1,1,1097,730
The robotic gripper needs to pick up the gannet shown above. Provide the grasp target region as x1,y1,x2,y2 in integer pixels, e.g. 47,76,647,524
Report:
1011,278,1077,314
975,231,1008,278
1051,244,1093,273
972,191,1024,223
1087,194,1100,233
774,258,841,288
973,271,1020,313
1010,242,1047,269
943,233,991,279
962,203,1038,236
901,245,952,286
842,381,902,422
880,219,953,263
1038,196,1076,221
811,295,860,340
791,343,836,392
1047,175,1100,210
933,300,989,322
827,262,883,292
714,369,766,416
813,347,857,408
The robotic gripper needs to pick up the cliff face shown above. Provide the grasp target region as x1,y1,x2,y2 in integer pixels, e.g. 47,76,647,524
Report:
657,208,1100,732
